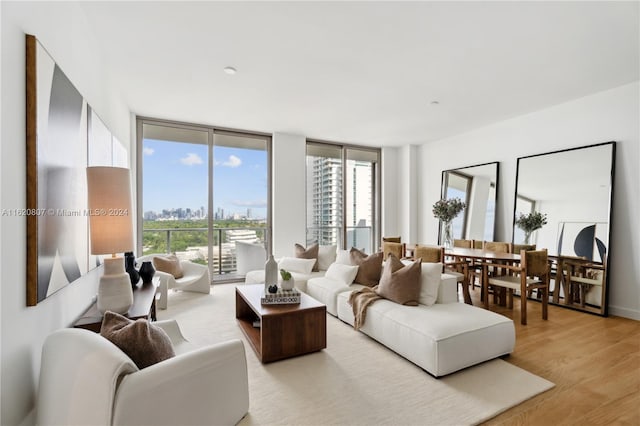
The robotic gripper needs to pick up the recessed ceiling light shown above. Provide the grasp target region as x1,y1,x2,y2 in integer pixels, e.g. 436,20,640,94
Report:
430,100,440,105
223,66,237,75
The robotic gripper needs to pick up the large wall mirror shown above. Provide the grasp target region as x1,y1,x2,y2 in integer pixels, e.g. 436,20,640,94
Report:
440,162,499,244
513,141,616,316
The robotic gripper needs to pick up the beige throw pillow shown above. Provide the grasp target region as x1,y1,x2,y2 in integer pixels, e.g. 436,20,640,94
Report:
100,311,175,369
376,254,421,306
350,248,383,287
153,254,184,279
295,243,320,272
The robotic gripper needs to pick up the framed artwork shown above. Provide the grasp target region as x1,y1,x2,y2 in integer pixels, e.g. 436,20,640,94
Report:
556,221,609,264
26,35,121,306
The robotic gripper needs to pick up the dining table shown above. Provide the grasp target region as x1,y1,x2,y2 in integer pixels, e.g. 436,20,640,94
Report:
443,247,522,306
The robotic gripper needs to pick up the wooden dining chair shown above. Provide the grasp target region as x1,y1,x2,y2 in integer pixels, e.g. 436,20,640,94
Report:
468,241,511,292
483,249,550,325
512,244,536,253
471,241,514,303
562,256,606,308
382,241,406,261
453,239,473,248
414,245,471,304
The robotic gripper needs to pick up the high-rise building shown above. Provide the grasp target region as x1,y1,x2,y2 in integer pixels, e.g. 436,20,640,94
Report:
306,156,343,246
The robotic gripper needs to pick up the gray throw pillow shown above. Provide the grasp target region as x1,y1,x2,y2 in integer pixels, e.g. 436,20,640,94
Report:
100,311,175,369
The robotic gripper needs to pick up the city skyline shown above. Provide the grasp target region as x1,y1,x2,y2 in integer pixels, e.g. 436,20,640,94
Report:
142,138,268,218
143,205,266,221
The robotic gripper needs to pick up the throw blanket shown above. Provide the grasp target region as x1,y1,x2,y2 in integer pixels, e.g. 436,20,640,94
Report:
348,286,383,331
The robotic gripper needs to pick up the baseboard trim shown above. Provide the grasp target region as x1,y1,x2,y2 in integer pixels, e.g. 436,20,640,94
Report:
608,305,640,321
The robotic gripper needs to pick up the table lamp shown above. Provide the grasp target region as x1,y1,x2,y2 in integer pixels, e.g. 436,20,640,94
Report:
87,166,134,314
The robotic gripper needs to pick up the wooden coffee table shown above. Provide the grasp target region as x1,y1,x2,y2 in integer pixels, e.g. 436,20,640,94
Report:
235,284,326,363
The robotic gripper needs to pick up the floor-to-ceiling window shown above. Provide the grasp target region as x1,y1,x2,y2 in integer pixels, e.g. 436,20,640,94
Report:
137,118,270,282
306,141,380,253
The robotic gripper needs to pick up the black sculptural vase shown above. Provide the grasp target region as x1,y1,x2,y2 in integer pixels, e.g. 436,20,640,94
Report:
138,261,155,285
124,252,140,289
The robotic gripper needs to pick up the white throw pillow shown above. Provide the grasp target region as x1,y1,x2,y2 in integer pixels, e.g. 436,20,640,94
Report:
335,249,352,265
419,262,443,306
317,245,337,271
278,257,316,275
325,263,359,285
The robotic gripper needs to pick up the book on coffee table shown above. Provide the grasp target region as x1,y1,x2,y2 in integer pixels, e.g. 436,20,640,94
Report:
261,288,301,305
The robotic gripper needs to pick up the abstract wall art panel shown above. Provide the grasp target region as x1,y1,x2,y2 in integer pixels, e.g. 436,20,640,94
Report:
26,34,118,306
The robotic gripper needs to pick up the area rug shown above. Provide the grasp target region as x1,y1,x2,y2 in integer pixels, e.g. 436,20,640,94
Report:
158,284,554,425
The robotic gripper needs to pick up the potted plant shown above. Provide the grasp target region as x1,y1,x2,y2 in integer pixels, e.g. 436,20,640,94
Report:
280,269,295,291
515,211,548,244
432,198,466,248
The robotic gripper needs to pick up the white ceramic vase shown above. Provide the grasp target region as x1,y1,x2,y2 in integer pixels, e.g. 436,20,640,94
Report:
264,254,278,292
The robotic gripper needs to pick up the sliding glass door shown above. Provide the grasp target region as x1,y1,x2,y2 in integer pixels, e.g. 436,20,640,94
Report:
137,118,270,282
306,141,380,254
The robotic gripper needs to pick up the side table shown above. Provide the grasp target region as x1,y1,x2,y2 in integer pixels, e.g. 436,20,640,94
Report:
73,277,159,332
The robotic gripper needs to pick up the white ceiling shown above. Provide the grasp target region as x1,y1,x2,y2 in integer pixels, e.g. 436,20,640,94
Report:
79,1,639,147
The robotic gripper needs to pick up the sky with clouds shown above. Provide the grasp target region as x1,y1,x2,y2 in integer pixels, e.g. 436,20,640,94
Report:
142,139,267,219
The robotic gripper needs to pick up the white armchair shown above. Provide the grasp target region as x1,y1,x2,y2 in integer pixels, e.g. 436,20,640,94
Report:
137,254,211,309
235,240,267,275
37,320,249,426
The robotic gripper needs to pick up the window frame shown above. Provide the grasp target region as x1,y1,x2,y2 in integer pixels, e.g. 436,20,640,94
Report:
305,139,381,253
136,116,272,279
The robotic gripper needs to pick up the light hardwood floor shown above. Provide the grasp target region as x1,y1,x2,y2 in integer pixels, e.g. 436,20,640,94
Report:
471,290,640,425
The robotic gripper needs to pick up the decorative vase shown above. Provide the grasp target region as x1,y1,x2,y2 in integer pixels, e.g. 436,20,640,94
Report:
281,277,295,291
265,254,278,293
442,221,453,249
138,261,155,284
524,231,532,244
124,251,140,289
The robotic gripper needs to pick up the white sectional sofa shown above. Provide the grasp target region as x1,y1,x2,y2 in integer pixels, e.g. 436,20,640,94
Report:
244,251,515,377
335,280,515,377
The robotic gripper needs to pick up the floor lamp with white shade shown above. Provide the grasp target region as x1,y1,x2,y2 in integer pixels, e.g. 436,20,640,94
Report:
86,166,134,314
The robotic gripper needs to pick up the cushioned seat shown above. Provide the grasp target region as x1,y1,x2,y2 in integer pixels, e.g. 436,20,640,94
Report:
336,292,515,377
306,277,355,316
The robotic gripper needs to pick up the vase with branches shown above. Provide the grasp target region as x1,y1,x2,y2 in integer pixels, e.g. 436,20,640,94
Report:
432,198,466,249
515,211,548,244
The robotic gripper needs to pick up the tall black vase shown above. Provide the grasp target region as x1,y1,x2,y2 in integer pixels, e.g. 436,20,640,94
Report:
139,261,155,285
124,252,140,289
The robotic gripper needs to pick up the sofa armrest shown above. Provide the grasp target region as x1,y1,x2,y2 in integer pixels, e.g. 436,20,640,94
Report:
113,339,249,426
437,273,458,304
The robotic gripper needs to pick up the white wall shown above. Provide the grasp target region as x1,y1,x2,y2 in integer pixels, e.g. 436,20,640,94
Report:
415,82,639,319
398,145,419,243
271,133,307,258
1,3,131,425
381,147,399,238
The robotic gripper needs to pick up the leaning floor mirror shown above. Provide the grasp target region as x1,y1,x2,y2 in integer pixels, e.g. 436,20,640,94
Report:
440,162,499,244
513,141,616,316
